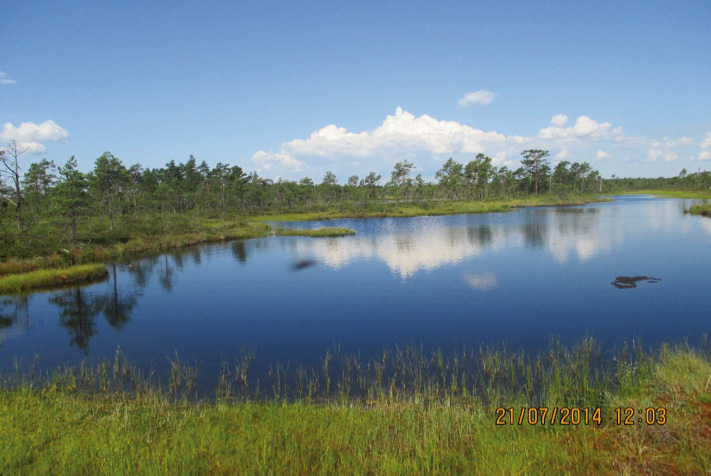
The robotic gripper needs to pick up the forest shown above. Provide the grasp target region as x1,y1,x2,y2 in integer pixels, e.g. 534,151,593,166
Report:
2,142,710,264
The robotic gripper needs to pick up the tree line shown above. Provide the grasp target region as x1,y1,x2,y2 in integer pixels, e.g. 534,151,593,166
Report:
2,142,709,243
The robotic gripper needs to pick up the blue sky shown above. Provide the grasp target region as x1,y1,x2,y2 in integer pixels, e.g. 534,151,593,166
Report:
2,0,711,182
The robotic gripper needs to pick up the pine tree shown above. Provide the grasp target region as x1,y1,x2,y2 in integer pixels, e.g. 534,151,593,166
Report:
52,156,89,245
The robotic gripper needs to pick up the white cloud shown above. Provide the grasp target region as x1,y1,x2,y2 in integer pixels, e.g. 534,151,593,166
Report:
664,152,679,162
689,133,711,161
701,133,711,149
251,150,304,174
283,107,509,159
646,149,663,161
555,149,571,160
0,120,69,155
1,120,69,143
458,90,496,107
538,116,623,141
251,109,708,180
0,71,16,85
663,136,693,147
551,114,569,127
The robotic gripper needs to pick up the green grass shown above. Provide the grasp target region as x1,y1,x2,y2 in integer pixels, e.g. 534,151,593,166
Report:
2,340,710,475
251,195,609,223
0,264,109,294
1,196,604,276
1,218,357,277
0,221,357,292
619,189,711,199
274,227,356,237
0,217,273,275
685,204,711,217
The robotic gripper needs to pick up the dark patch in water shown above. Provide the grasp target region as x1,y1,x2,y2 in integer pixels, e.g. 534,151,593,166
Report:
611,276,661,289
0,315,14,328
291,259,317,271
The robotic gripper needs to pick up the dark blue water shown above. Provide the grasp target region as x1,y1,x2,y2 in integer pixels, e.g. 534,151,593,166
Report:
2,196,710,392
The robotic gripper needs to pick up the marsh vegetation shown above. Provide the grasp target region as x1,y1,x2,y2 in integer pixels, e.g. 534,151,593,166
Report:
3,147,711,473
2,339,710,475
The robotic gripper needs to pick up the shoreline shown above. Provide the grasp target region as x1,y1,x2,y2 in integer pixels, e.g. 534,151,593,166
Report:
2,339,710,474
1,192,705,293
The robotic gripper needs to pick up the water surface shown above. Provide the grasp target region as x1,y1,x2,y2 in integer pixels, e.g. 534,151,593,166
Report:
2,196,710,392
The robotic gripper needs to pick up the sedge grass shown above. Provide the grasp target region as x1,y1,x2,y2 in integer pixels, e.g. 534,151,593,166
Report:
0,264,109,295
2,339,710,475
274,227,356,237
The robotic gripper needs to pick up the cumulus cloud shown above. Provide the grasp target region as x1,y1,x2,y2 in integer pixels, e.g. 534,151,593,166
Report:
0,120,69,155
284,107,509,159
250,109,708,181
646,149,663,161
538,115,623,141
1,120,68,143
555,149,571,160
251,150,304,173
551,114,569,127
664,152,679,162
691,135,711,161
663,136,693,148
0,71,16,85
458,90,496,107
701,133,711,149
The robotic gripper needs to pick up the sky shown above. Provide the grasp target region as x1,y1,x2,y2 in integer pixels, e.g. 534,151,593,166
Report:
2,0,711,183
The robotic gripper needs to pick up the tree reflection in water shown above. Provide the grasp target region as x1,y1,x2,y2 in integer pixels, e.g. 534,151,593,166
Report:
50,265,140,353
95,265,138,330
231,240,248,264
50,288,100,353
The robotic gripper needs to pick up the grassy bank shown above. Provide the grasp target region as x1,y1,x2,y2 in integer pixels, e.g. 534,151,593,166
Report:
252,195,608,222
0,223,354,293
0,195,604,276
2,340,710,475
620,189,711,199
0,264,109,294
686,204,711,217
274,226,356,237
0,217,273,276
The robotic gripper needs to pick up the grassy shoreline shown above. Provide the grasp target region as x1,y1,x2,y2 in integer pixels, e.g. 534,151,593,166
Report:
1,191,703,291
0,264,109,294
0,194,606,276
251,194,609,222
274,226,357,237
0,225,357,294
617,189,711,199
685,204,711,217
2,340,710,474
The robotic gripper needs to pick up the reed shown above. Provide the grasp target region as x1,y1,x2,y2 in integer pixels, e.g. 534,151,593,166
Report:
2,338,710,475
